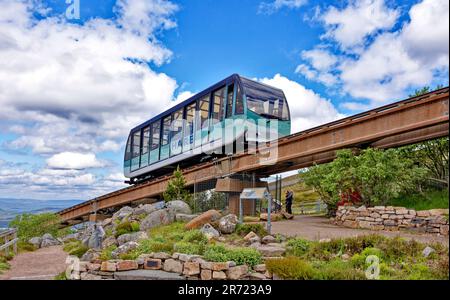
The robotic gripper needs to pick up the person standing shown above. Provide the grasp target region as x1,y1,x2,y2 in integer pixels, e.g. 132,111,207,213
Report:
285,190,293,214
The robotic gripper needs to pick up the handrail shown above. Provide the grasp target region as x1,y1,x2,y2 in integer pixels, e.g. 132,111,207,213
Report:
0,228,18,255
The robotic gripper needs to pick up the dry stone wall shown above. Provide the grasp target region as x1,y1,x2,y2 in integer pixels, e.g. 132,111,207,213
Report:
334,205,449,235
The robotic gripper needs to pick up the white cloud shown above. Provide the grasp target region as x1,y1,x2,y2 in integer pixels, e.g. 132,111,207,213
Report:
258,74,345,132
297,0,449,109
258,0,308,15
46,152,105,170
321,0,399,52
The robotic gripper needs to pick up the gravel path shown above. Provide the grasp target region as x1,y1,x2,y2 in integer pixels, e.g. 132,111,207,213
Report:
0,245,68,280
271,215,449,246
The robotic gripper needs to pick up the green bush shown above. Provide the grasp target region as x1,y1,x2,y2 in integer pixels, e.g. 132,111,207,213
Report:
9,213,61,242
182,230,208,244
203,244,262,267
350,247,384,268
174,241,204,255
100,245,117,261
286,238,311,257
235,223,268,237
266,257,316,280
115,221,140,237
17,241,37,252
203,244,230,262
63,240,89,258
0,255,11,274
314,259,366,280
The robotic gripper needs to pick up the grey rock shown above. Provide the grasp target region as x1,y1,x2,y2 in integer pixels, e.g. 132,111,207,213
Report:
28,237,42,248
62,232,82,242
114,269,185,280
80,249,100,262
422,246,435,258
40,234,61,248
133,202,165,216
166,200,192,215
140,208,174,231
88,225,105,250
113,206,133,220
117,231,148,246
261,235,276,244
200,223,220,238
256,245,285,257
102,236,118,249
175,214,198,222
218,214,238,234
111,241,139,259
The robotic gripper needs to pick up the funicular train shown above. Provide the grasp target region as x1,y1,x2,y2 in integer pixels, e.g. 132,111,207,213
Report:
124,74,291,184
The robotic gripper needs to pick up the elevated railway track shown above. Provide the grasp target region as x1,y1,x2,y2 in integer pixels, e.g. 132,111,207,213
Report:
59,87,449,224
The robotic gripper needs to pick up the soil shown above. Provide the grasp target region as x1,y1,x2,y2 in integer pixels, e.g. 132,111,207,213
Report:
0,245,68,280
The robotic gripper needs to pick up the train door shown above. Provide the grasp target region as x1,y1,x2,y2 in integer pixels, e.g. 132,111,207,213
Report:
209,86,226,143
170,108,183,157
183,102,196,152
140,126,150,167
197,94,210,148
160,116,171,160
130,130,141,171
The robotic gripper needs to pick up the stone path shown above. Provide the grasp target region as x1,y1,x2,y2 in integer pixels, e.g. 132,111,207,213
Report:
0,245,68,280
271,215,449,246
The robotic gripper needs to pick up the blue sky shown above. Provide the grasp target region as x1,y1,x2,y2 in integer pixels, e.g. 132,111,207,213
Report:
0,0,448,200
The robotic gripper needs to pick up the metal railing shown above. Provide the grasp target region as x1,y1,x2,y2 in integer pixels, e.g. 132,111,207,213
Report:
0,228,18,255
297,200,328,215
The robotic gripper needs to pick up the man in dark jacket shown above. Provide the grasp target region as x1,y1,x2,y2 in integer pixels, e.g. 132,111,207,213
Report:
285,190,293,214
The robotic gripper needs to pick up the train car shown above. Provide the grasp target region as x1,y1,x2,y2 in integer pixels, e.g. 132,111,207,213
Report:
123,74,291,184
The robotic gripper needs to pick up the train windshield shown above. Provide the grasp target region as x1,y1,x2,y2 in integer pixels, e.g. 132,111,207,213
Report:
240,77,289,121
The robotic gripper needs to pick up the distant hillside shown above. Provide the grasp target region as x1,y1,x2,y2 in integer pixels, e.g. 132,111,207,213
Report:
0,198,83,228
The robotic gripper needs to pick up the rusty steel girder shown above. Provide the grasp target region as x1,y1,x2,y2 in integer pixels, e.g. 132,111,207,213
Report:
59,88,449,223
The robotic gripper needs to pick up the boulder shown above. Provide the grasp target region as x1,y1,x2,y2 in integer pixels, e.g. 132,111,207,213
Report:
117,260,138,271
200,223,220,239
117,231,148,246
422,246,435,258
28,237,42,248
281,211,294,220
163,259,183,274
80,249,100,262
243,231,259,241
218,214,238,234
112,206,134,220
255,245,285,257
133,202,165,216
61,232,82,243
87,225,105,250
166,200,192,215
260,213,282,222
183,262,200,276
102,218,112,227
111,241,139,259
140,209,174,231
226,265,248,280
185,210,221,230
102,236,118,249
261,235,276,244
200,269,212,280
212,271,226,280
40,233,61,248
175,214,198,222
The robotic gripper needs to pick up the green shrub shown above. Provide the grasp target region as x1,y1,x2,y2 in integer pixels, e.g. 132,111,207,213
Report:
350,247,384,267
63,240,89,258
100,245,117,261
174,241,204,255
182,230,208,244
314,259,366,280
286,238,311,257
376,237,422,261
17,241,37,252
203,244,262,267
133,239,174,256
203,244,229,262
115,221,140,237
54,272,67,280
9,213,61,242
266,257,316,280
235,223,268,237
0,255,11,274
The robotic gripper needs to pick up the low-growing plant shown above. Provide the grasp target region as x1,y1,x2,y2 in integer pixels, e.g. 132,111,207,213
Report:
63,240,89,258
350,247,384,268
17,241,37,253
0,255,11,274
235,223,268,237
100,245,117,261
203,244,229,262
115,221,140,237
286,238,311,257
266,257,316,280
54,271,67,280
313,259,366,280
173,241,204,255
182,230,208,244
203,244,262,267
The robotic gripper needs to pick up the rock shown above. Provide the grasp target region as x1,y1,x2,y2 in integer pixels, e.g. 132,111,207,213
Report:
29,237,42,248
422,246,435,258
416,210,431,217
253,264,266,273
178,253,201,262
211,262,229,271
117,231,148,246
281,211,294,219
140,209,174,231
113,206,133,220
212,271,227,280
101,261,117,272
185,209,222,230
200,223,220,239
61,232,82,243
200,269,212,280
102,236,118,249
87,263,101,271
440,225,449,235
80,249,100,262
244,231,259,241
101,218,112,227
144,258,162,270
260,213,282,222
166,200,192,215
87,225,105,250
183,262,200,276
117,260,138,271
153,252,172,260
218,214,238,234
133,202,165,216
249,236,261,244
262,235,276,244
136,254,153,265
256,245,285,257
429,209,449,216
111,241,139,259
163,259,183,274
341,254,350,260
249,272,266,280
82,273,102,280
175,214,198,222
114,269,185,280
226,265,248,280
40,234,61,248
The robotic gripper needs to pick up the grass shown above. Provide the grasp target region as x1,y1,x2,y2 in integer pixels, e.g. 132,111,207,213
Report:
63,240,89,258
387,188,449,211
0,255,11,275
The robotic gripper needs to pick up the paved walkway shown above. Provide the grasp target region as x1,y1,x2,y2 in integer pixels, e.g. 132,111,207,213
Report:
0,245,68,280
271,215,449,246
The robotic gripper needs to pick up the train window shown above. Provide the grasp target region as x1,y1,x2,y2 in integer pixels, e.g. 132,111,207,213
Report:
132,130,141,158
151,121,160,150
198,95,210,130
185,102,196,138
161,116,171,146
171,109,183,137
125,135,132,161
142,126,150,155
235,84,244,114
211,87,225,123
226,84,234,118
282,100,289,120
